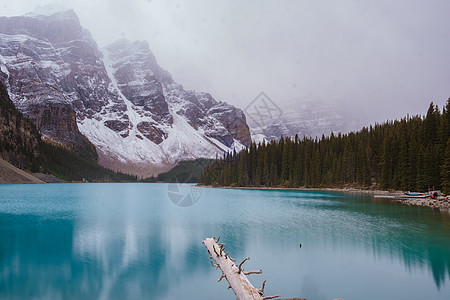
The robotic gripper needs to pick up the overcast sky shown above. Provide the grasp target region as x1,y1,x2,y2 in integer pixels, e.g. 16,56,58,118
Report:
2,0,450,123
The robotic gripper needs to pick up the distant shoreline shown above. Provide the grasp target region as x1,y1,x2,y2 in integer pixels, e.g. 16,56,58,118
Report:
197,184,450,211
197,184,378,193
197,184,397,194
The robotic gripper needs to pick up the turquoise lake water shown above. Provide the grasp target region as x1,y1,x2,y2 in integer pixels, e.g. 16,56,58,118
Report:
0,183,449,300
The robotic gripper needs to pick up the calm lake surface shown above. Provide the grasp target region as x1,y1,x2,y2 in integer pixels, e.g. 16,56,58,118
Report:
0,183,449,300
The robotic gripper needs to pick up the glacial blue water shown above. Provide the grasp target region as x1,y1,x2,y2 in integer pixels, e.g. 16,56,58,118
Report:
0,183,449,300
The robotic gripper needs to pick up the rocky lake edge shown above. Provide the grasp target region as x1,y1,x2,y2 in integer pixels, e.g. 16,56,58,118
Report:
197,184,450,212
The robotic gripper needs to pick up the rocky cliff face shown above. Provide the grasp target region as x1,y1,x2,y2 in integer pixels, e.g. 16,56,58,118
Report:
104,39,173,144
104,39,251,148
0,9,251,177
0,10,102,158
0,80,40,170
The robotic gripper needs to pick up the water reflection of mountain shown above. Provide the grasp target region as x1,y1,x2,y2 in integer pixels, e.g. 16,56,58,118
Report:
0,212,212,299
0,184,212,299
0,185,449,299
0,213,76,298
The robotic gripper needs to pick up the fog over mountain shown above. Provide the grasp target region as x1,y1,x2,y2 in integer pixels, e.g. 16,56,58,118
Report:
0,7,251,177
3,0,450,130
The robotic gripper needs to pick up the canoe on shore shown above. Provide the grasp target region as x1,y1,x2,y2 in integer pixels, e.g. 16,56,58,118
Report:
404,192,429,198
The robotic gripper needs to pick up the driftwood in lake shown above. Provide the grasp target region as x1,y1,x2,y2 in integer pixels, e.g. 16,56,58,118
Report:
203,237,344,300
202,237,280,300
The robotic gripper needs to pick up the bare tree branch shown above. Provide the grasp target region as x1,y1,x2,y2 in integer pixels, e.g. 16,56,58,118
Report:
263,295,281,300
259,280,267,295
243,270,262,275
238,257,250,274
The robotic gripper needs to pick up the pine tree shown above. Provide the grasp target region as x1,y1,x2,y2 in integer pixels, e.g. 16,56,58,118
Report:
280,137,290,184
197,101,448,191
441,138,450,194
416,146,426,191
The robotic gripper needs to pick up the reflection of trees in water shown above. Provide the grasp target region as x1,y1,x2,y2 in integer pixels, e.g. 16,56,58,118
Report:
198,191,450,290
0,213,211,299
428,247,450,289
0,214,76,299
0,191,449,298
219,192,450,290
332,194,450,289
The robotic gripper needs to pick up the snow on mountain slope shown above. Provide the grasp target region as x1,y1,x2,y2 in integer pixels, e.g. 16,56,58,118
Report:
0,9,250,177
79,56,237,168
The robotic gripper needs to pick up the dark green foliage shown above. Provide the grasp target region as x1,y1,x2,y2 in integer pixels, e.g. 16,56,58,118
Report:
200,101,450,193
40,142,137,182
1,80,137,182
0,81,41,169
0,84,16,110
141,158,214,183
441,138,450,195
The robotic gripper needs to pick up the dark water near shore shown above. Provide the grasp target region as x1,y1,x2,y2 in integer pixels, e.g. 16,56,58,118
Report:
0,183,449,299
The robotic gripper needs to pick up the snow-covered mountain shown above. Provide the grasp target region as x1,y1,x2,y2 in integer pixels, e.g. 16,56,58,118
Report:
0,8,250,177
248,98,366,142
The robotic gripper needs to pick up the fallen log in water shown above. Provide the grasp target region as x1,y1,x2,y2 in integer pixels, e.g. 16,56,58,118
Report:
202,237,280,300
203,237,343,300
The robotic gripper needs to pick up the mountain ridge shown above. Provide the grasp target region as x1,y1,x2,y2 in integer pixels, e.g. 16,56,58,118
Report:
0,78,137,182
0,8,250,177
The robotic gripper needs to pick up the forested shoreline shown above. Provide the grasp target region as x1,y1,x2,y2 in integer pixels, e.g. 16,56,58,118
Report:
199,100,450,194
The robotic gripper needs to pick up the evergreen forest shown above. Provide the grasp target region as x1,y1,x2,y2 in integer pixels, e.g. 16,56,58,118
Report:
200,100,450,194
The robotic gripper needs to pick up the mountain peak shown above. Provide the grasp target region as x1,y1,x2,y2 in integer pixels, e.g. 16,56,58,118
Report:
0,11,250,177
106,39,152,55
26,4,78,21
105,38,172,84
0,6,83,44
